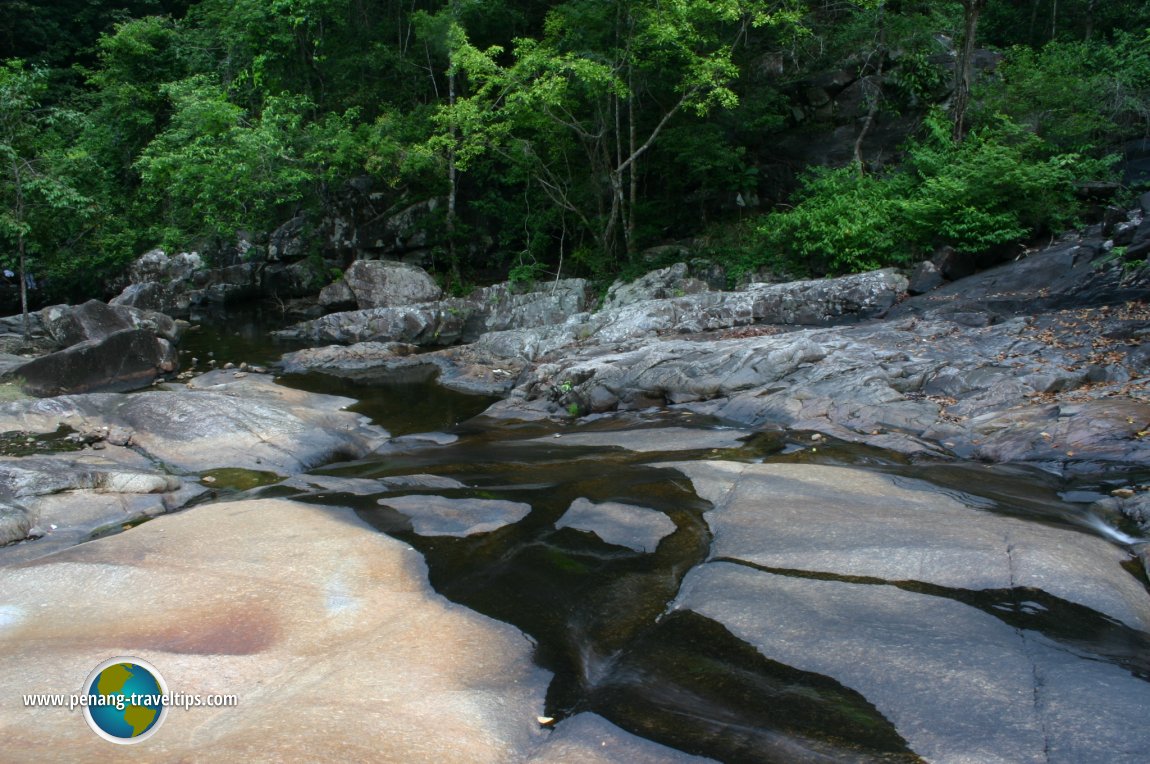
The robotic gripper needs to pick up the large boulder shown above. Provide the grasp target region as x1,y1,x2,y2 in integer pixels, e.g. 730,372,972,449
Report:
13,328,177,397
111,250,261,316
341,260,443,309
39,300,182,347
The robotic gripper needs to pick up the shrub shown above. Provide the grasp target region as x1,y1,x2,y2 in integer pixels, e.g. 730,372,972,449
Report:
751,111,1109,276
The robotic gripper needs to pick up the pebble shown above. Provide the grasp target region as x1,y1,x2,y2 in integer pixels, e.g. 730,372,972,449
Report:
1112,488,1136,499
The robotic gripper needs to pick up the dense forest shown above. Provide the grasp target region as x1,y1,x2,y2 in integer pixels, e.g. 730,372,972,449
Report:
1,0,1149,304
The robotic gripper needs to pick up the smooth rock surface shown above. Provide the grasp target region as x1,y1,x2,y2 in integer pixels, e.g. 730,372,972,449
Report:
0,371,389,474
0,499,552,762
669,461,1150,631
556,498,676,553
529,712,717,763
529,427,752,453
380,495,532,537
673,561,1150,764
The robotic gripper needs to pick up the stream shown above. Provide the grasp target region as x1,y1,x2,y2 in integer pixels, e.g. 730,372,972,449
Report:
178,308,1150,763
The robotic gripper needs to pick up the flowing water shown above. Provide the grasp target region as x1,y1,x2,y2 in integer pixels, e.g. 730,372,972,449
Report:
185,309,1150,762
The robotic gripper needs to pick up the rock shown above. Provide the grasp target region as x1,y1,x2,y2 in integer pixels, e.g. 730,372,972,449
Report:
665,460,1150,763
341,260,443,309
0,499,552,761
674,562,1150,764
0,447,205,558
526,427,753,453
603,263,710,310
284,278,589,347
111,250,260,317
906,260,944,295
36,300,183,349
379,495,532,537
466,279,589,337
318,277,356,312
279,342,419,376
528,712,716,764
0,370,390,474
0,497,30,545
556,498,676,553
277,300,475,347
14,328,177,396
266,214,310,261
670,461,1150,630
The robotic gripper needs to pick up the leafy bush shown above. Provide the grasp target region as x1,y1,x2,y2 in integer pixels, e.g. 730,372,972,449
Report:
751,111,1108,276
978,35,1150,151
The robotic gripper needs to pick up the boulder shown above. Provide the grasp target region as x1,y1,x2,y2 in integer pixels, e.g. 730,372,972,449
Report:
906,260,944,295
39,300,182,347
14,328,177,396
341,260,443,309
465,279,589,337
604,264,710,310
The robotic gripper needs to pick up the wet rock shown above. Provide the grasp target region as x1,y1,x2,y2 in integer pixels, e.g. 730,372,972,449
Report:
379,495,531,537
649,455,1150,763
556,498,676,553
0,499,551,761
528,427,753,453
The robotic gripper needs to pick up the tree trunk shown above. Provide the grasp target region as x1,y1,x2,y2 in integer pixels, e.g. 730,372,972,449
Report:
854,4,886,171
446,0,459,282
952,0,985,143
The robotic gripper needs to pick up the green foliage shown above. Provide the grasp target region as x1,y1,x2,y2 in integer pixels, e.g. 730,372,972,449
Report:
0,60,107,301
979,33,1150,151
752,110,1106,276
134,75,320,246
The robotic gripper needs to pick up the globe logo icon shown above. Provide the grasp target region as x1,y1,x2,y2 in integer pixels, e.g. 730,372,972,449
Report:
82,657,168,744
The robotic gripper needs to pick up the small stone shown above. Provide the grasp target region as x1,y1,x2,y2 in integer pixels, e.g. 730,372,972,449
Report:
1112,488,1136,499
223,362,236,370
251,366,267,374
233,371,248,378
240,362,249,371
202,475,217,483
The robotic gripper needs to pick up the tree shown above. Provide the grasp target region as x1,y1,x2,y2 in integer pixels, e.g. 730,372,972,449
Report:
952,0,986,142
434,0,803,266
0,60,96,331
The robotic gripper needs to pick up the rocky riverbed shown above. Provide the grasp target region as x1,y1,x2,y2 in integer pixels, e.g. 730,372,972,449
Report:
1,207,1149,761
